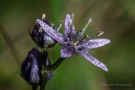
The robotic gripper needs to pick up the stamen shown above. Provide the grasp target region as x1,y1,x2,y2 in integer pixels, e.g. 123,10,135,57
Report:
85,35,90,39
81,17,92,36
80,35,90,41
56,21,63,31
97,31,104,36
77,30,104,47
76,35,90,46
42,14,46,20
51,23,54,27
91,31,104,38
39,26,42,32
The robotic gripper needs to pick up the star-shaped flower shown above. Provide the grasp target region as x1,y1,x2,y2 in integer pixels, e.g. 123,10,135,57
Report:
36,13,111,71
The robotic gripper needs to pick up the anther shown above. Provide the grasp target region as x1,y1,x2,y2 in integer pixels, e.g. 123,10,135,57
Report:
42,14,46,20
56,21,63,31
97,31,104,36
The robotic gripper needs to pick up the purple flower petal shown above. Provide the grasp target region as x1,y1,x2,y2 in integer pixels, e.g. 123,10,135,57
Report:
65,14,76,37
71,25,76,40
30,58,40,84
78,50,108,71
84,38,110,49
36,19,65,44
21,48,42,84
65,14,72,36
61,45,74,58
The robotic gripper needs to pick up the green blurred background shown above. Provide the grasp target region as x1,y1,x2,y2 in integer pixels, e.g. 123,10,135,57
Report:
0,0,135,90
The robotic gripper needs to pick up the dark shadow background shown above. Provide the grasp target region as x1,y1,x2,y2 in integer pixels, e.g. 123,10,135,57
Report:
0,0,135,90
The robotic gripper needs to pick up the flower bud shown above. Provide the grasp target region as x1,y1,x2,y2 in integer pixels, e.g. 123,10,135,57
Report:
21,48,42,85
28,19,57,48
21,48,53,85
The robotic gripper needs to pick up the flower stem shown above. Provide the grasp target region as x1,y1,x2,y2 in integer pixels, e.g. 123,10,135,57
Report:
40,48,48,90
32,85,37,90
47,57,65,71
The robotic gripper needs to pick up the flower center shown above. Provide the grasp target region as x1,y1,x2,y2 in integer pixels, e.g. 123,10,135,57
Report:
71,41,78,46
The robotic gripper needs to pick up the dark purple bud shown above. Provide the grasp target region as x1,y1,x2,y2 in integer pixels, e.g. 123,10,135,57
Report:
21,48,41,85
28,20,57,48
28,23,43,47
21,48,53,85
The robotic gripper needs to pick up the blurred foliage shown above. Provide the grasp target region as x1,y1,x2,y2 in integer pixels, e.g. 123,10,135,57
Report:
0,0,135,90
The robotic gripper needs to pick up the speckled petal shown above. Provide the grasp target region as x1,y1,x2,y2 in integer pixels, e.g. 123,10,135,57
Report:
30,58,40,84
64,14,72,36
84,38,111,49
21,48,41,85
61,45,74,58
71,25,76,40
78,50,108,71
36,19,65,44
65,14,76,37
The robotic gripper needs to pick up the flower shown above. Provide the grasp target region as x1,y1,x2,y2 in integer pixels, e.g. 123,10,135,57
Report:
21,48,53,85
36,13,111,71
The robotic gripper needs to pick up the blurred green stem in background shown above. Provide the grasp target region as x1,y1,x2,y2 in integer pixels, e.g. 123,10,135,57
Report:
0,22,22,67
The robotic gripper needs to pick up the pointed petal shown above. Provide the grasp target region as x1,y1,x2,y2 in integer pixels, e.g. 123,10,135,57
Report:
21,57,31,79
30,58,40,84
56,21,63,31
65,14,72,36
46,71,53,82
61,45,74,58
78,51,108,71
71,25,77,41
46,56,51,68
84,38,111,49
36,19,65,44
65,14,76,36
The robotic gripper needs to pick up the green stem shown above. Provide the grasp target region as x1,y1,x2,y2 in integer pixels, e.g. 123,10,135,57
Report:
40,48,47,90
48,57,65,71
32,85,37,90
